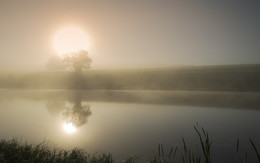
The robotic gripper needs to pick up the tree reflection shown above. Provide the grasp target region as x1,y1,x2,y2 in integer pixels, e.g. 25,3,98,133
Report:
45,92,92,133
62,99,91,129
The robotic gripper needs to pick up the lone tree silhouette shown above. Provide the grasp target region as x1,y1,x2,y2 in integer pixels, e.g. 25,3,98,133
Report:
63,50,92,73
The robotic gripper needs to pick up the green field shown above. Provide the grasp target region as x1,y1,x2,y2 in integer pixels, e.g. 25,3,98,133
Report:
1,64,260,91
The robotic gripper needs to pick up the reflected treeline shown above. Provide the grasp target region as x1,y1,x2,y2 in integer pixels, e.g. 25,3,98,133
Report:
46,91,92,130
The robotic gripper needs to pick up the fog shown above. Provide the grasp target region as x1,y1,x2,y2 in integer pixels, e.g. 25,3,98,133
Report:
1,89,260,162
1,64,260,92
1,1,260,71
1,89,260,110
1,1,260,162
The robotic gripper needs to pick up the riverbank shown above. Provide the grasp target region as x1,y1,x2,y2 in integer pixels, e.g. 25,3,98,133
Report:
0,64,260,91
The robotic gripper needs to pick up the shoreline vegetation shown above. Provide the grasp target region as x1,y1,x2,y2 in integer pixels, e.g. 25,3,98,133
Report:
0,125,259,163
0,64,259,91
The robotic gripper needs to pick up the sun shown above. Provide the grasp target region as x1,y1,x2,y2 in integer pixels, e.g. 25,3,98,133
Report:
53,26,89,55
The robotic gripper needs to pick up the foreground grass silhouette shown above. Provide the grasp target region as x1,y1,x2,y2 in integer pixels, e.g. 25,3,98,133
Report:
0,139,113,163
151,124,260,163
0,125,259,163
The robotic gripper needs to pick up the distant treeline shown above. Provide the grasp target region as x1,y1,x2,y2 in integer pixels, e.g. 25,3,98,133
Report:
0,64,260,91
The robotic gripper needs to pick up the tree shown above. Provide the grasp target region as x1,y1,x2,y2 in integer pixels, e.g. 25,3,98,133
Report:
46,50,92,88
63,50,92,73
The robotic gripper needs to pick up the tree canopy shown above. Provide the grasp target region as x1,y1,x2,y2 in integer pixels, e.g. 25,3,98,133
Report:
63,50,92,73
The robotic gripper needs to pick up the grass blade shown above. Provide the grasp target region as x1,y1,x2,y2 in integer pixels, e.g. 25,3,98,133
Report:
250,138,260,163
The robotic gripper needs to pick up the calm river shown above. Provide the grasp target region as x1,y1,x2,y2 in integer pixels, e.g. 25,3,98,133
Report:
0,90,259,162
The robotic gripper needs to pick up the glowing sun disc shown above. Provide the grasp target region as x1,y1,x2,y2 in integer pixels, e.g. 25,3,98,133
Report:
63,122,77,134
53,26,89,55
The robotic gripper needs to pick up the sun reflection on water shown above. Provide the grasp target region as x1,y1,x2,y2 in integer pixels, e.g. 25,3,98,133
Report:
63,122,77,134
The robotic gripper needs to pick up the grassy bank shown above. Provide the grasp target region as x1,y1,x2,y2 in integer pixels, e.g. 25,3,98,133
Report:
0,139,122,163
0,64,260,91
1,125,259,163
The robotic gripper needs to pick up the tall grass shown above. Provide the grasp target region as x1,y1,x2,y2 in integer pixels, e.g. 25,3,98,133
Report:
250,138,260,163
0,139,116,163
150,124,260,163
0,125,259,163
150,124,211,163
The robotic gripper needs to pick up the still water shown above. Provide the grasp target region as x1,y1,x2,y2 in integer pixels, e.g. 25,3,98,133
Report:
0,89,260,162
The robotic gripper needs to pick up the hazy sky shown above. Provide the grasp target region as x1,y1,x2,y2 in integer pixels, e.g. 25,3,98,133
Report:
1,0,260,70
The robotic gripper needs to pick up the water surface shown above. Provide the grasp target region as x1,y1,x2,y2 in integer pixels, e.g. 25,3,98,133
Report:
0,90,260,162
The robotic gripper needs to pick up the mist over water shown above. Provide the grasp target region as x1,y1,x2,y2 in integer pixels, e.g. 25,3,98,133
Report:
0,62,260,162
1,1,260,162
0,89,260,162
